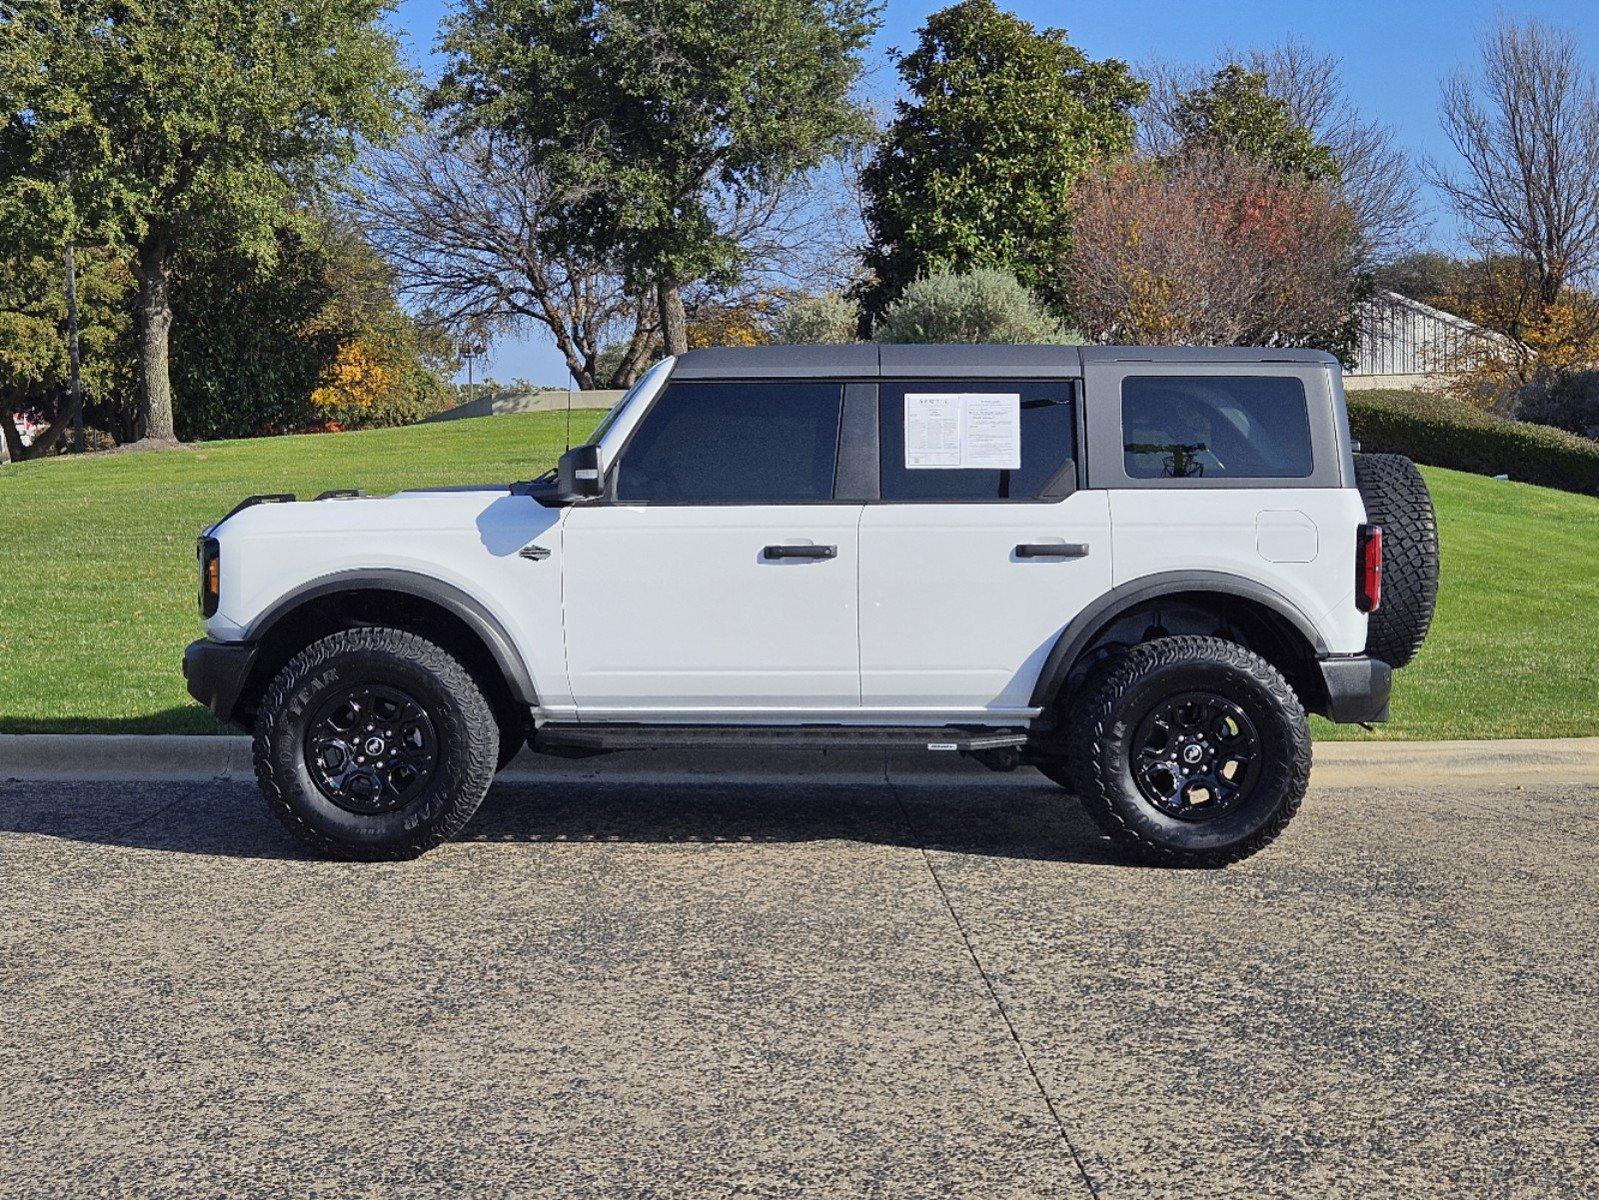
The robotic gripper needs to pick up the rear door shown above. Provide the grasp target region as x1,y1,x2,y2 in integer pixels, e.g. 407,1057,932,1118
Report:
561,377,863,718
858,378,1112,716
1079,357,1365,653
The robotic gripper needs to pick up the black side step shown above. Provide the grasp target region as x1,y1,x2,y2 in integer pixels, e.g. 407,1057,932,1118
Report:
532,723,1030,755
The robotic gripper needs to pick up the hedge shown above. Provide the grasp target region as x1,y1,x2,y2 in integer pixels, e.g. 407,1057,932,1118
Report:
1347,388,1599,496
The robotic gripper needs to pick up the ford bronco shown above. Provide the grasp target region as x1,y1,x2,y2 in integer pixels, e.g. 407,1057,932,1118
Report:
184,345,1438,864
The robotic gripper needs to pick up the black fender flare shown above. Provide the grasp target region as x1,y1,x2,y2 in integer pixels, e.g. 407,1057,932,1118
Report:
1028,570,1329,708
243,569,538,705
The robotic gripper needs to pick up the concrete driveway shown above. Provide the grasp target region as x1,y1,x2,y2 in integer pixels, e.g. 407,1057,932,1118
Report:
1,756,1595,1198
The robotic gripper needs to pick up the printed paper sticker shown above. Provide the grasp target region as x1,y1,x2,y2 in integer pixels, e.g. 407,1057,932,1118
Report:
905,392,1021,470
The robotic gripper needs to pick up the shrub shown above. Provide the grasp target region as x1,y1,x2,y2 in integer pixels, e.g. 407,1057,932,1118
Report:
1067,153,1362,359
308,338,453,431
1348,387,1599,495
1512,370,1599,439
772,293,859,344
877,268,1074,344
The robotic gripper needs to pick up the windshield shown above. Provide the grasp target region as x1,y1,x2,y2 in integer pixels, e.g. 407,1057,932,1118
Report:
585,357,673,449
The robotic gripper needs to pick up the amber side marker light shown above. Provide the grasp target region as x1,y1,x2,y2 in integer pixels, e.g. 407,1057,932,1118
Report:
198,537,221,617
1356,524,1382,613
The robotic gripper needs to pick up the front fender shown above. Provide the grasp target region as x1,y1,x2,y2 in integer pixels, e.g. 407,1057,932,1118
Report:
242,569,539,705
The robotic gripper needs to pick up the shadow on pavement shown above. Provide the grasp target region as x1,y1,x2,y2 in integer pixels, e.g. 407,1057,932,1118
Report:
0,774,1139,867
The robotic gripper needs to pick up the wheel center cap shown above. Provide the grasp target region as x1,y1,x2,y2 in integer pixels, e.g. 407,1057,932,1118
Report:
1182,744,1205,765
364,736,386,757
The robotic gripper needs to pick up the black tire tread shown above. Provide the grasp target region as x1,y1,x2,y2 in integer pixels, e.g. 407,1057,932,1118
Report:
1353,452,1438,668
1068,635,1310,868
253,626,499,860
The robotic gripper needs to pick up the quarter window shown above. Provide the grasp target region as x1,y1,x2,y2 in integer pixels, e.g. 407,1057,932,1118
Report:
612,380,843,503
878,379,1076,501
1122,376,1313,479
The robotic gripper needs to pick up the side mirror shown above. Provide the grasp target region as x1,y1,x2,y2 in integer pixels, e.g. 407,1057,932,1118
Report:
557,444,604,500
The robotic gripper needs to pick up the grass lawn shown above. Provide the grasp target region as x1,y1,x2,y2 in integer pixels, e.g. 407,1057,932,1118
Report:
3,413,1597,740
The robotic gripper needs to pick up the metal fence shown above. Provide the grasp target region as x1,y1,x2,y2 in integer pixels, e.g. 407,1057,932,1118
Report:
1350,290,1500,376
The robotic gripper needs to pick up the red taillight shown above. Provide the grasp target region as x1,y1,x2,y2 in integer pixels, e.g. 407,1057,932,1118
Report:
1357,524,1382,613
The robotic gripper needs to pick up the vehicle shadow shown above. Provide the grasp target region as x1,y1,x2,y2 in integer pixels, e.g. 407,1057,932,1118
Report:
0,774,1141,867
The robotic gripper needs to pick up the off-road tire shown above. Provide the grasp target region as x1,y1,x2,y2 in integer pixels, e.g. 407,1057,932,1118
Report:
1066,636,1310,867
1353,452,1438,668
253,626,500,860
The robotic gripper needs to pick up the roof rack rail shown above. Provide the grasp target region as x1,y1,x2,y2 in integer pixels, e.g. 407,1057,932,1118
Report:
218,493,295,522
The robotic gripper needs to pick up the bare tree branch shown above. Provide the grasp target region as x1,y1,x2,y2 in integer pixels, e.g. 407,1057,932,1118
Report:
1068,153,1364,355
349,114,867,380
1427,18,1599,307
348,122,652,389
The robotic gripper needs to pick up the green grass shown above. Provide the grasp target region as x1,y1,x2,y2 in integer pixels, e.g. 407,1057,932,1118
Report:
1314,464,1599,740
0,412,600,735
2,414,1597,740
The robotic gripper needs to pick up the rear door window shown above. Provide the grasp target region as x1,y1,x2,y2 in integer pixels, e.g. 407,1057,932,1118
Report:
878,379,1076,501
1121,376,1313,479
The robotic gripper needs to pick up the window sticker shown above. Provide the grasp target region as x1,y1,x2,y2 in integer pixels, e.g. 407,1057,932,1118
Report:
904,392,1021,470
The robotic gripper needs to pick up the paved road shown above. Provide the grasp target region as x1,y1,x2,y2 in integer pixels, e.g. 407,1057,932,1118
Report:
1,764,1595,1198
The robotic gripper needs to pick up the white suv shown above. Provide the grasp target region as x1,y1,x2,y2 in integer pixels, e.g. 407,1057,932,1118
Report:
185,345,1438,864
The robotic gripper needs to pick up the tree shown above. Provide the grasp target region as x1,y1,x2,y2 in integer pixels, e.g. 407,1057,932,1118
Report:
1371,252,1479,311
772,294,860,344
0,216,133,458
172,213,453,440
0,0,407,442
1067,154,1363,357
353,122,656,390
1168,66,1339,181
434,0,879,356
1430,19,1599,311
859,0,1145,319
876,268,1073,344
1142,40,1422,260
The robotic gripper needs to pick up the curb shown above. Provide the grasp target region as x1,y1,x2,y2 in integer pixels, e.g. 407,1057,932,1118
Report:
4,733,1599,788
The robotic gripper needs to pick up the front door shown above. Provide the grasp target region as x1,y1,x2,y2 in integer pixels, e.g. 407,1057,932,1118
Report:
562,377,861,718
858,377,1113,716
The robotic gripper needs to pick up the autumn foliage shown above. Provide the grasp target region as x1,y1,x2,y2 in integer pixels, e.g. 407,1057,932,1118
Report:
1067,154,1364,355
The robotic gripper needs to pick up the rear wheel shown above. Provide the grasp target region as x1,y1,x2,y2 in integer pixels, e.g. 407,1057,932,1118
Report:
1063,636,1310,867
253,626,500,860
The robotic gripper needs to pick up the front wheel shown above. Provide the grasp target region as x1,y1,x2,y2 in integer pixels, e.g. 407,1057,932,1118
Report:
1064,636,1310,867
253,626,500,860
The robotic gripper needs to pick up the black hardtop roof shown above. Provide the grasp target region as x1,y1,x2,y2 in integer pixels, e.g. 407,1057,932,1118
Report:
670,344,1340,380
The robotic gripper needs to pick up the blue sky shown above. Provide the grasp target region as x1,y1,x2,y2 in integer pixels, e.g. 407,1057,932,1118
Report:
389,0,1599,386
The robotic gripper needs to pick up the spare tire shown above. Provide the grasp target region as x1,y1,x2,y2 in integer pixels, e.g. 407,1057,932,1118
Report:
1353,453,1438,668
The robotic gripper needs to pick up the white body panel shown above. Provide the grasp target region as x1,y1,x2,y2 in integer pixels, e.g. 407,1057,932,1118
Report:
858,493,1112,714
206,489,575,709
559,503,863,718
1107,488,1368,655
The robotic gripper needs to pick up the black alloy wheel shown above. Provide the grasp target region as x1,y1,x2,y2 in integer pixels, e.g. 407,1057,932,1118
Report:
304,683,439,815
1130,691,1262,821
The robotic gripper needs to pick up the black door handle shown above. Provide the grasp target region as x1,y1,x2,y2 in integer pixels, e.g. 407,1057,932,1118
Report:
1015,543,1090,559
763,544,837,560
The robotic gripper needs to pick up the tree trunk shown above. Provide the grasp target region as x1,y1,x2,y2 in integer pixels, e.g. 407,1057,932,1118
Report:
657,281,688,356
25,385,87,459
133,235,176,442
607,305,657,387
66,241,84,452
0,402,22,465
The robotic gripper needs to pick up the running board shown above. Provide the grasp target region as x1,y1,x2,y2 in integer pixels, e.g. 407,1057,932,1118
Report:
531,723,1030,755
